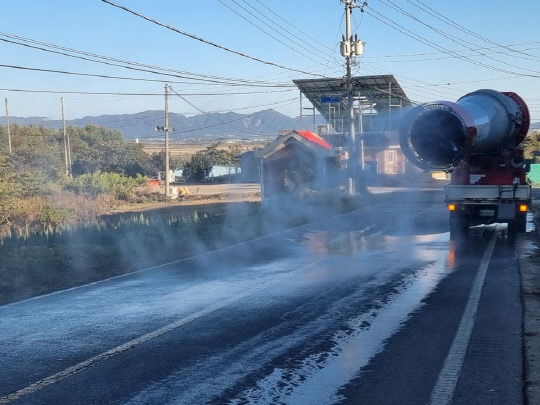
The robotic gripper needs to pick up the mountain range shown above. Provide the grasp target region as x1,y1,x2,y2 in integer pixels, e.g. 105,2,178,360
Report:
1,110,538,141
0,109,327,141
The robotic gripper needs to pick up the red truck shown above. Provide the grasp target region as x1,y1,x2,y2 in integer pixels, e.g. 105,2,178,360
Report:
399,89,530,238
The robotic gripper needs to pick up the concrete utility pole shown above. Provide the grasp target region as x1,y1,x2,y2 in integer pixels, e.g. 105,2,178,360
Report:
341,0,365,193
5,98,12,155
345,1,355,166
164,84,170,198
61,97,72,177
155,85,173,197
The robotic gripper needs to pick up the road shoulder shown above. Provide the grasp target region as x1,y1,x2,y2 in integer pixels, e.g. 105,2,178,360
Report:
517,233,540,404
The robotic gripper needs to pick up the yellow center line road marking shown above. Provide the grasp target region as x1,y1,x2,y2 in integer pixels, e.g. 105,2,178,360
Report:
0,257,327,404
428,229,498,405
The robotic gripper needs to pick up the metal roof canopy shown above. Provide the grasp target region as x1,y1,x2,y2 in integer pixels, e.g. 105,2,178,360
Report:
293,74,412,133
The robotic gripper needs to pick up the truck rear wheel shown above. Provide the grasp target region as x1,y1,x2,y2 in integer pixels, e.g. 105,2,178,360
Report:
449,214,468,240
508,213,527,238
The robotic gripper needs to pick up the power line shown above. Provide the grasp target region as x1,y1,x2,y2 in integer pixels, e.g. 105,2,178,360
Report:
169,85,260,136
252,0,336,54
0,87,295,97
218,0,335,63
359,44,540,64
379,0,540,76
0,88,161,96
408,0,540,61
364,6,540,78
113,96,301,132
100,0,328,78
359,42,540,61
0,32,295,88
169,86,299,136
0,63,199,84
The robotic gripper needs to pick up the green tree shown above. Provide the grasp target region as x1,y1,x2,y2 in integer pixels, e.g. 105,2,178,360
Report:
150,150,183,174
9,125,65,180
182,143,241,181
69,124,154,177
183,150,213,181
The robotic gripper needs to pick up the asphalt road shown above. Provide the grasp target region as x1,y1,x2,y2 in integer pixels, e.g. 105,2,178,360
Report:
0,188,523,404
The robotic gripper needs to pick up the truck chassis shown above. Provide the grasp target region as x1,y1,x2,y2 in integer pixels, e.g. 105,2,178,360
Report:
445,184,531,238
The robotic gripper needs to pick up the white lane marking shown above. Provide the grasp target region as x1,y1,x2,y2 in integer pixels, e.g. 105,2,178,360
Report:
428,229,498,405
240,260,448,405
0,257,327,404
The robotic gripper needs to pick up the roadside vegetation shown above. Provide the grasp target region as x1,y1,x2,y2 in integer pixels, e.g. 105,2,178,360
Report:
0,124,254,304
0,124,153,238
0,204,262,304
523,129,540,163
0,124,245,239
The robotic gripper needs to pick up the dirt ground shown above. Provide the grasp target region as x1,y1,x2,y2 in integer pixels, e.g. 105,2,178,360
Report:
111,183,262,214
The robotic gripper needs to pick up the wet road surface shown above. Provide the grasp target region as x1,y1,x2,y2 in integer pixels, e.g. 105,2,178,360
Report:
0,189,523,404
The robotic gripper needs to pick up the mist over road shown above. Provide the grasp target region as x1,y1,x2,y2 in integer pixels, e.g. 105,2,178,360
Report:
0,188,522,404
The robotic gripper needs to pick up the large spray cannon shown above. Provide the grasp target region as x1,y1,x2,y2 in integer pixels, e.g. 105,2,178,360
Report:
399,89,530,172
399,89,531,237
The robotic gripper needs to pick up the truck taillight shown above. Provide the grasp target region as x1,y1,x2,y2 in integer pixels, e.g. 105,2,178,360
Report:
519,204,528,213
448,204,456,211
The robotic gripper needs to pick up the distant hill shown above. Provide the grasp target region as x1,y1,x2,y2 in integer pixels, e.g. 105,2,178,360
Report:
0,110,327,141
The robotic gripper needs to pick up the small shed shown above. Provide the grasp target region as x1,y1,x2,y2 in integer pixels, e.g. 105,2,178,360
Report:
254,130,338,205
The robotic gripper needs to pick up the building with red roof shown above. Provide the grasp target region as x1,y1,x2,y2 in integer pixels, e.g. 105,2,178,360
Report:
254,130,340,205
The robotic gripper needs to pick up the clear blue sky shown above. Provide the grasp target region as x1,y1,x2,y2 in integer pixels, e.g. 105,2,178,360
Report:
1,0,539,123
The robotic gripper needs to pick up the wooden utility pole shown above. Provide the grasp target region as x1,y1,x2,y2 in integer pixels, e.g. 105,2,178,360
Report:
61,97,71,176
164,84,170,198
5,97,12,155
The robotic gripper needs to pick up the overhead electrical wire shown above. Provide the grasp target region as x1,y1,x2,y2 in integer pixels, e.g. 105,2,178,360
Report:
169,85,261,136
0,33,295,88
355,2,538,109
217,0,327,64
221,0,337,64
364,5,540,78
0,63,209,84
0,86,295,97
359,44,540,64
0,88,162,96
100,0,329,78
407,0,540,61
354,61,464,102
378,0,540,76
252,0,336,54
116,96,301,137
359,42,540,61
169,85,298,136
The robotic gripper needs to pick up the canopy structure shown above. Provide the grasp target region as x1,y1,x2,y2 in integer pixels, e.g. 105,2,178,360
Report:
293,74,412,133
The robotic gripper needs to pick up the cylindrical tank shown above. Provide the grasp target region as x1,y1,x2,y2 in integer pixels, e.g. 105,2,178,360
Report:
399,89,530,170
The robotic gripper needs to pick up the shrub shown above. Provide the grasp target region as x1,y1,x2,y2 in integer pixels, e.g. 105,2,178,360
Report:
64,172,147,200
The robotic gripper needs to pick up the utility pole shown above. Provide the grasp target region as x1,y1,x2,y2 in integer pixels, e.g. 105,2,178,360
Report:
5,98,12,155
164,84,170,198
155,84,173,198
61,97,71,177
340,0,365,193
